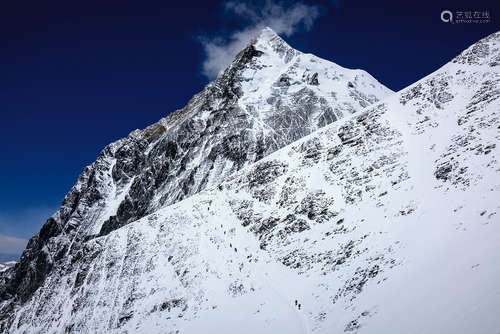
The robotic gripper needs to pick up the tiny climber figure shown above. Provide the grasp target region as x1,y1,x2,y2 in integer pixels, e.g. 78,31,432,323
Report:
294,300,297,306
230,243,232,248
298,303,301,310
234,248,237,252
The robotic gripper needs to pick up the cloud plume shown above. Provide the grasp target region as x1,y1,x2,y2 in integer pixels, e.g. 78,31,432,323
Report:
199,1,321,79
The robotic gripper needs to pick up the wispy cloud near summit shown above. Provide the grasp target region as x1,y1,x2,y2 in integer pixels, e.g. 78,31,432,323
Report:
199,1,321,80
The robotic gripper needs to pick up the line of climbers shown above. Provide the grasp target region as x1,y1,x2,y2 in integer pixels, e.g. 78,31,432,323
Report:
211,201,303,311
229,243,237,252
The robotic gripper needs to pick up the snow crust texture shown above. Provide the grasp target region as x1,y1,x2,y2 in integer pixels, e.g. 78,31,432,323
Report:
1,30,499,334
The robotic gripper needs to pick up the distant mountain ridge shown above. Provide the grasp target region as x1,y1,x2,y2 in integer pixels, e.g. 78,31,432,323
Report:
0,254,20,263
0,262,16,274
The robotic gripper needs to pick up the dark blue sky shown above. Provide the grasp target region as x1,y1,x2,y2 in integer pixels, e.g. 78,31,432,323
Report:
1,0,499,245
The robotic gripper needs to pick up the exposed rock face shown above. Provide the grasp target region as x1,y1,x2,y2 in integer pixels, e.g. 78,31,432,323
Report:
0,28,391,320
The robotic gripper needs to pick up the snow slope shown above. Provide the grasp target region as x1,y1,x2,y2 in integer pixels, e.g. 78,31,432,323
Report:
1,31,500,334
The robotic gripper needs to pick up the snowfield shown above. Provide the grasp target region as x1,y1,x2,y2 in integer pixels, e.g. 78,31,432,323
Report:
1,29,500,334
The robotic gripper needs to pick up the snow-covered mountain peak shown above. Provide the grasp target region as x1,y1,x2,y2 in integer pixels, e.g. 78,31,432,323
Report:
255,26,281,42
250,26,297,60
1,29,499,334
216,28,392,132
0,29,392,316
